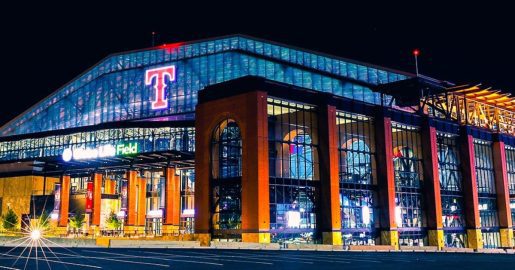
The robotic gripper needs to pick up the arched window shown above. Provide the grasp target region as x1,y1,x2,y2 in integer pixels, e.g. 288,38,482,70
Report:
211,119,242,236
212,119,242,179
289,132,313,180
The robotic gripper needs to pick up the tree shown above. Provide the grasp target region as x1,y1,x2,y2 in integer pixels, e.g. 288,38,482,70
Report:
69,212,85,234
2,208,19,231
105,211,122,230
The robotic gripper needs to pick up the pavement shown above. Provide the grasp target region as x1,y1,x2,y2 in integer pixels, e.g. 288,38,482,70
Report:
2,247,515,270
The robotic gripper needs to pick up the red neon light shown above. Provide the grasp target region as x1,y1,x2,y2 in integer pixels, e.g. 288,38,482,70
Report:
413,49,420,56
159,42,184,53
145,65,176,110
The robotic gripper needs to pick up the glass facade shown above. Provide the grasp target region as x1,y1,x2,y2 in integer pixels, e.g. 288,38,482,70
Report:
0,126,195,162
474,139,500,248
336,111,378,245
268,97,318,243
0,36,408,137
437,132,467,248
391,123,426,246
211,119,242,239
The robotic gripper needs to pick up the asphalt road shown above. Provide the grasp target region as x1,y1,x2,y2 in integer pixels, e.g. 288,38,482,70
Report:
2,247,515,270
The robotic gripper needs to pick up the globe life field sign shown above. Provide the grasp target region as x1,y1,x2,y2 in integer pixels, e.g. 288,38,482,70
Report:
62,142,139,162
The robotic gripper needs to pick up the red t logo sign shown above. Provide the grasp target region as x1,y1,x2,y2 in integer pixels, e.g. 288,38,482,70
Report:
145,65,176,110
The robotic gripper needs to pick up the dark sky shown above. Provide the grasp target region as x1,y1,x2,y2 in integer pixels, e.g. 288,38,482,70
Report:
1,2,514,127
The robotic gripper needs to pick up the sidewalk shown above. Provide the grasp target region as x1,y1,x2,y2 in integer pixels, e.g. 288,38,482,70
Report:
1,236,514,254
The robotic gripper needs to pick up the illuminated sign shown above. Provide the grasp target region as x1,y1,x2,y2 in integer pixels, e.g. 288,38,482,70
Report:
62,143,138,161
362,206,371,226
145,65,176,110
85,182,93,213
286,211,301,228
147,209,163,218
182,209,195,217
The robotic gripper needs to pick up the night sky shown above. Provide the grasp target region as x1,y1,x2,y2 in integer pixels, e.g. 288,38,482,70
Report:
1,2,513,127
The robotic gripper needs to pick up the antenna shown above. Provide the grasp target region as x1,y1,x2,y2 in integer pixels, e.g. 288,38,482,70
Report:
152,32,157,47
413,49,420,76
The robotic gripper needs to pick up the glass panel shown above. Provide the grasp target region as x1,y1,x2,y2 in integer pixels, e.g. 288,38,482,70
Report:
437,132,466,247
474,139,500,249
211,118,242,240
337,111,377,245
2,37,407,136
267,97,318,243
392,122,426,245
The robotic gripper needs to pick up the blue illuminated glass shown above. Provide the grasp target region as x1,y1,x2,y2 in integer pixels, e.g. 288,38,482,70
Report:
1,36,408,136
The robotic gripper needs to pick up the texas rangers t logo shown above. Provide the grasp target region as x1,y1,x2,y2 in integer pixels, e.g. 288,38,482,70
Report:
145,65,176,110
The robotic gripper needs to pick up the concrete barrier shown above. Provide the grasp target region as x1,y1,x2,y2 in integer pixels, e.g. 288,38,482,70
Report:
108,239,201,248
0,236,97,247
284,243,344,251
210,241,280,250
400,246,438,252
441,247,475,253
476,248,507,254
347,245,396,252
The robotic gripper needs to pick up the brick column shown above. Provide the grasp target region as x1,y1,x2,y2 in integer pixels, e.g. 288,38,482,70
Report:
195,90,270,245
137,176,147,227
58,175,71,228
318,104,342,245
163,167,181,235
91,173,102,226
421,118,444,249
124,170,144,235
459,129,482,249
375,111,398,248
126,171,137,225
492,139,514,248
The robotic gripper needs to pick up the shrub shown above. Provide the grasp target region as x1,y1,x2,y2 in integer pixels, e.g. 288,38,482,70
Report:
2,208,19,231
105,211,122,230
69,212,85,233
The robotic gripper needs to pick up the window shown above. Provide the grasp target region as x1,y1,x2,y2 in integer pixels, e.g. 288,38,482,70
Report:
180,169,195,234
268,97,318,243
337,111,377,245
474,139,500,248
289,133,314,179
437,132,466,247
506,145,515,195
211,119,242,239
392,123,426,245
506,145,515,229
211,119,242,179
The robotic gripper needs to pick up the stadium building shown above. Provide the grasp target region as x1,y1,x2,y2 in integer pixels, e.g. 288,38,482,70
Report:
0,35,514,249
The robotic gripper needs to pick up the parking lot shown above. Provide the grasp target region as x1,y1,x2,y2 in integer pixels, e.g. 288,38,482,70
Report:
2,247,515,270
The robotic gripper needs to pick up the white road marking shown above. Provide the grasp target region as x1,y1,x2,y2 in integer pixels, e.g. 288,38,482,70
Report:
84,249,224,266
0,265,21,270
139,250,276,265
0,252,101,269
51,251,170,267
160,250,314,264
214,250,352,264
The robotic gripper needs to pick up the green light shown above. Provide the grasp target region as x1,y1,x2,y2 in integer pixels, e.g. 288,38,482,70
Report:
116,143,138,155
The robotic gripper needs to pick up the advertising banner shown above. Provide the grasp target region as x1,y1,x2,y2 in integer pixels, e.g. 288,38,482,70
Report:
85,181,93,213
